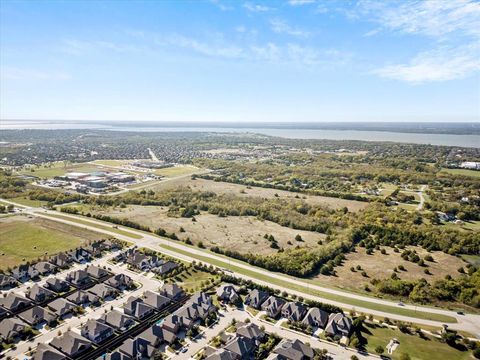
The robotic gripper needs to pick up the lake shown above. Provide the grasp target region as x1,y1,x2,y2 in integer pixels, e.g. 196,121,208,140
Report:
2,120,479,148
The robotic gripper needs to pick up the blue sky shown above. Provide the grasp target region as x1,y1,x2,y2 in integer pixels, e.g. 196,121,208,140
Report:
1,0,479,122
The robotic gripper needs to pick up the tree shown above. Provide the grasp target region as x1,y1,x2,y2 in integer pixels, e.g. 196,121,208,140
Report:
400,354,411,360
375,345,384,354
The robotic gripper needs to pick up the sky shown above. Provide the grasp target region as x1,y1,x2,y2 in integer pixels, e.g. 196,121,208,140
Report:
1,0,479,123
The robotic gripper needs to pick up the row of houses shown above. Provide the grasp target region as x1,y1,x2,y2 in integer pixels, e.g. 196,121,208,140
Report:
0,267,134,345
0,239,121,290
115,248,180,276
245,289,352,338
32,284,218,360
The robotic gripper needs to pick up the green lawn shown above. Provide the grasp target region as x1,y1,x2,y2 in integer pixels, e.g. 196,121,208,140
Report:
19,163,106,179
440,168,480,178
0,217,100,269
10,196,48,207
154,165,200,177
174,267,219,293
42,212,143,239
91,159,133,167
461,254,480,267
361,323,473,360
158,244,457,323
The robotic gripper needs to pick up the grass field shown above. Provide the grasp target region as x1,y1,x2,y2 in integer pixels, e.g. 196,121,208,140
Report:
0,215,105,269
42,212,143,239
19,163,104,179
361,323,472,360
151,178,369,212
10,196,48,207
91,159,135,167
158,244,457,323
153,165,201,177
67,204,326,255
440,168,480,178
173,267,219,293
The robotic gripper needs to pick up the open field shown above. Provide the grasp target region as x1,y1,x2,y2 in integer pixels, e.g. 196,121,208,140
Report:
150,178,369,212
91,159,139,167
10,196,48,207
442,220,480,233
71,204,326,255
0,215,105,269
173,267,219,293
153,165,202,177
158,244,457,323
440,168,480,178
19,163,104,178
361,323,472,360
312,246,466,294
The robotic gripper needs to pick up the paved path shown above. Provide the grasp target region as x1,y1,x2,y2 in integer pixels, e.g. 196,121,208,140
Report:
147,148,159,162
2,199,480,337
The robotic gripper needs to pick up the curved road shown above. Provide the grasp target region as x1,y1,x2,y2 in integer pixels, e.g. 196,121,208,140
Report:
3,198,479,337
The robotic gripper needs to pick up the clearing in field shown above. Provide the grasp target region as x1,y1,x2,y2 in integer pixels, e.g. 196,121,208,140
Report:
440,168,480,178
0,215,106,269
76,204,326,255
312,246,466,294
153,165,202,178
150,178,368,212
19,162,107,179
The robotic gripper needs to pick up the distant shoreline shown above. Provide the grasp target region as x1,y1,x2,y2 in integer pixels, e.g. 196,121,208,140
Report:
2,120,480,135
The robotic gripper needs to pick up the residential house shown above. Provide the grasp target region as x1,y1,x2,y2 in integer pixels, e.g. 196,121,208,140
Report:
68,248,92,263
26,284,56,303
50,330,92,358
118,337,155,360
18,306,57,327
261,296,286,319
126,252,156,271
49,253,72,269
216,284,239,304
81,319,115,343
223,335,256,359
152,260,178,275
143,290,170,310
85,265,109,279
301,308,329,329
137,324,177,347
0,292,32,313
161,313,182,334
0,274,17,290
98,310,136,331
244,289,268,310
124,296,155,320
11,264,39,281
33,343,67,360
45,278,70,293
159,283,184,300
281,302,307,322
236,323,265,344
272,339,314,360
0,318,27,341
65,269,91,287
47,298,77,318
67,290,100,306
88,283,118,300
325,313,352,337
205,348,238,360
32,261,57,276
0,307,7,320
106,273,133,290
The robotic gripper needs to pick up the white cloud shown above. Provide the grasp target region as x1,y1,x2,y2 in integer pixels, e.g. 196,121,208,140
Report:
270,18,310,37
357,0,480,38
209,0,233,11
359,0,480,82
288,0,315,6
374,45,480,83
243,2,272,12
167,34,245,58
1,66,71,80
